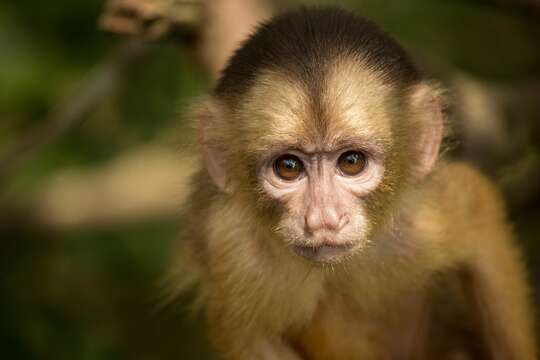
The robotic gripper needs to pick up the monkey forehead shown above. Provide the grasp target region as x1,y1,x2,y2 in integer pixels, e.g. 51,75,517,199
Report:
323,58,398,141
237,60,397,154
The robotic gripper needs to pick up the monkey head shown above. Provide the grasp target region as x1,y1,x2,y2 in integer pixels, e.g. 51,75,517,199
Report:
196,7,443,264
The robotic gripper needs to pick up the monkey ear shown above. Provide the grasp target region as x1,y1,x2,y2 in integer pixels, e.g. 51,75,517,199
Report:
410,83,444,179
196,98,233,194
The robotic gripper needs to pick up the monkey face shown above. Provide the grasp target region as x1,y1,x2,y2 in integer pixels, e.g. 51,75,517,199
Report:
257,143,387,264
201,62,441,265
231,67,398,264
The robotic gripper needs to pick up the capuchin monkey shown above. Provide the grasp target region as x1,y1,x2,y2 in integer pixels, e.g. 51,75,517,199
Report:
169,6,537,360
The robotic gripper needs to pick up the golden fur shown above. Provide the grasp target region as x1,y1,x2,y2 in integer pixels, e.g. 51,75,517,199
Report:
167,46,537,360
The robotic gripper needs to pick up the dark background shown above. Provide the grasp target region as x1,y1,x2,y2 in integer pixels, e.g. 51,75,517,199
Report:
1,0,539,358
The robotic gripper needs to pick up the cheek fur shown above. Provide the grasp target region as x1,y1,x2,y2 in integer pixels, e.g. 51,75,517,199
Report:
275,215,305,245
340,199,373,242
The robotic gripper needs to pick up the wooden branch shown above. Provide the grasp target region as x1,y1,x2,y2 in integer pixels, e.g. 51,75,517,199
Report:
100,0,272,80
0,0,273,229
99,0,201,42
199,0,271,80
25,146,196,229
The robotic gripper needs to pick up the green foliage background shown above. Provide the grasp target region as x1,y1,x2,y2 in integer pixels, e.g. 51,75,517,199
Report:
0,0,539,359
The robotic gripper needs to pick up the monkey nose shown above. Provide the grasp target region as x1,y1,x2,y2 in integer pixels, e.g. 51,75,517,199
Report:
305,207,348,233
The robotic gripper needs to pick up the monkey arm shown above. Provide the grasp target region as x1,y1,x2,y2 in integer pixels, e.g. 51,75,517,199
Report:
462,227,537,359
450,167,538,359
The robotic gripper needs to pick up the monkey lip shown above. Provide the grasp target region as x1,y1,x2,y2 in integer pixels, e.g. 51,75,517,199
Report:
292,242,356,262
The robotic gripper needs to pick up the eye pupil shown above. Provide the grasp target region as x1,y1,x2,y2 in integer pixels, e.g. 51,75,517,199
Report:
274,155,304,180
338,151,366,176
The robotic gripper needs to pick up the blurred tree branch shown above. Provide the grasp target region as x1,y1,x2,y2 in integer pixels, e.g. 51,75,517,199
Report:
100,0,271,80
27,145,196,228
0,40,147,180
198,0,271,80
99,0,201,43
0,0,271,228
1,0,270,181
451,74,540,211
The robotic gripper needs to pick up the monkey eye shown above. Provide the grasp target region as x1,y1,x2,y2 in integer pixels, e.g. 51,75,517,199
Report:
337,150,367,176
274,154,304,181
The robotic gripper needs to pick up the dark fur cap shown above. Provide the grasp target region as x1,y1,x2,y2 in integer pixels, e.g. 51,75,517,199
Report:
215,6,421,100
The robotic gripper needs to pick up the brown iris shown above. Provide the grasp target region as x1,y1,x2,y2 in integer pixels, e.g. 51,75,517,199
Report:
338,150,366,176
274,154,304,180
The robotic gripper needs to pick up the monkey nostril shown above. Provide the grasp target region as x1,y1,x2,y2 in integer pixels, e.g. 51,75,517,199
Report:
305,211,321,233
337,215,349,231
325,213,341,231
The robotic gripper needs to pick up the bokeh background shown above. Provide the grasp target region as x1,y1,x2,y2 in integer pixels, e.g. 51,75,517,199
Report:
1,0,539,358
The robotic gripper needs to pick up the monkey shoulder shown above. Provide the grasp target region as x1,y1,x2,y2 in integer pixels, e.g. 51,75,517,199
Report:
420,161,511,259
432,161,495,193
428,161,506,220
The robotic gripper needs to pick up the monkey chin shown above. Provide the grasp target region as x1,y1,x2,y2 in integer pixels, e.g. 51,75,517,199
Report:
292,241,357,264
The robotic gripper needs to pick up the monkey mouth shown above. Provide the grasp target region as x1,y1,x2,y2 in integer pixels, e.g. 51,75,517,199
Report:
292,242,356,263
